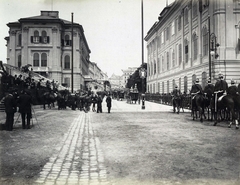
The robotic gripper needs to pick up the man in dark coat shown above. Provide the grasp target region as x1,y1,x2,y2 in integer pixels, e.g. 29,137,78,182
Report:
18,90,32,129
106,94,112,113
214,73,228,96
4,92,17,131
190,78,203,95
97,95,102,113
204,78,215,98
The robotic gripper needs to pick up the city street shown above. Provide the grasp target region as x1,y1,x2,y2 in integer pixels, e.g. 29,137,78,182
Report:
0,99,240,185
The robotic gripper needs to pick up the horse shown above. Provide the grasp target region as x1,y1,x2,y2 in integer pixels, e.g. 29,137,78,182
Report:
191,92,205,122
172,95,182,114
36,87,57,109
213,91,238,129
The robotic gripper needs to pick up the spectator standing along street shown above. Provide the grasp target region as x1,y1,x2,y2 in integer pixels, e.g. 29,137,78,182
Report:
106,94,112,113
18,90,32,129
4,92,17,131
97,95,102,113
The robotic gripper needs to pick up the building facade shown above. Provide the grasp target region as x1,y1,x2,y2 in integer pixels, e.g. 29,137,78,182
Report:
5,11,91,91
145,0,240,94
122,67,138,88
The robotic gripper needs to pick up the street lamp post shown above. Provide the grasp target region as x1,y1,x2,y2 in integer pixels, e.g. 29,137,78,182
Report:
209,33,220,80
141,0,145,109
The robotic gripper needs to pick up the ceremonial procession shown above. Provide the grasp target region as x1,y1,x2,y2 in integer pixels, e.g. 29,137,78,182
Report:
1,0,240,185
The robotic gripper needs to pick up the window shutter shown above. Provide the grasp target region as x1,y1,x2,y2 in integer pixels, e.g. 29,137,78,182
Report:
39,36,42,43
69,40,72,46
47,36,50,43
31,36,33,43
61,39,64,46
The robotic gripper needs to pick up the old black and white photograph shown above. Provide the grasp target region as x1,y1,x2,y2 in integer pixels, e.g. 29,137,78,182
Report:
0,0,240,184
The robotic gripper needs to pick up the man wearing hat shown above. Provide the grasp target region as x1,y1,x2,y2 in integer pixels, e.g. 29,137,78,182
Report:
172,85,181,98
227,80,238,96
214,73,228,95
204,78,215,97
190,78,203,95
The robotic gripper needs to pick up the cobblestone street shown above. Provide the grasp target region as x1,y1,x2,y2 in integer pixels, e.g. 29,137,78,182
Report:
1,99,240,185
35,112,109,185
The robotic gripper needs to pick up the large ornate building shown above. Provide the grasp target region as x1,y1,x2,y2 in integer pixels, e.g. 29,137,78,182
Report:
5,11,93,91
145,0,240,94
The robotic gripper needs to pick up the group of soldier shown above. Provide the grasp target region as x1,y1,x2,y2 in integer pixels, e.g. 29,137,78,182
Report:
172,73,240,111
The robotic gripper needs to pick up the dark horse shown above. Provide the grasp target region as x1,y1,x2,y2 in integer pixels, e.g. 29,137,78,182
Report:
172,95,182,114
36,87,57,109
213,92,238,129
191,92,205,122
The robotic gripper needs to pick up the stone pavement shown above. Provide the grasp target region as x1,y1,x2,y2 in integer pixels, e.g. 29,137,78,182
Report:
35,112,109,185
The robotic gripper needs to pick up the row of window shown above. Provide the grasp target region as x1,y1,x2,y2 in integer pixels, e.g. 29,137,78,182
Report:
17,53,72,69
148,27,208,76
148,72,207,94
17,30,73,46
148,1,209,53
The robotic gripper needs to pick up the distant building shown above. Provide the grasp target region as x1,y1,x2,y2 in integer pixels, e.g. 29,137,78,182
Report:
121,67,138,88
145,0,240,94
108,73,124,89
5,10,91,91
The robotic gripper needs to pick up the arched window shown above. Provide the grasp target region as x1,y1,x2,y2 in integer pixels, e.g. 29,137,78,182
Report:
18,55,21,68
162,55,164,71
18,34,22,46
33,30,39,43
42,30,48,43
172,79,175,90
202,26,208,56
33,53,39,67
172,49,175,67
65,35,71,46
162,82,165,94
179,44,182,65
202,72,207,88
193,33,198,60
184,76,188,93
157,58,160,74
64,55,70,69
184,39,189,63
192,74,196,85
167,52,169,70
41,53,47,67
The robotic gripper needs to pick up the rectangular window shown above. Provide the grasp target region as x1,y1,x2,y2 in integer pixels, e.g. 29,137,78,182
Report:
33,60,39,67
178,16,181,31
41,59,47,67
64,77,70,87
172,21,175,35
179,44,182,65
185,45,188,63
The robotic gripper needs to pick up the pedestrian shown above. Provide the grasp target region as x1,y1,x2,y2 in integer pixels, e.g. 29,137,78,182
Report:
18,90,32,129
106,94,112,113
4,92,17,131
97,95,102,113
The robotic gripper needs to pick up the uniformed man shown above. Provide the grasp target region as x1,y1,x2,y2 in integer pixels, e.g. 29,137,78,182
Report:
214,73,228,96
227,80,238,96
204,78,214,98
172,85,181,98
190,78,203,95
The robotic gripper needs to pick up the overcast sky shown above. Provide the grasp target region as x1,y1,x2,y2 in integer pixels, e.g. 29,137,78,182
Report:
0,0,174,76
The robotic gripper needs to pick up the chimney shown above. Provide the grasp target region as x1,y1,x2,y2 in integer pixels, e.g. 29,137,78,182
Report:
41,11,59,18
